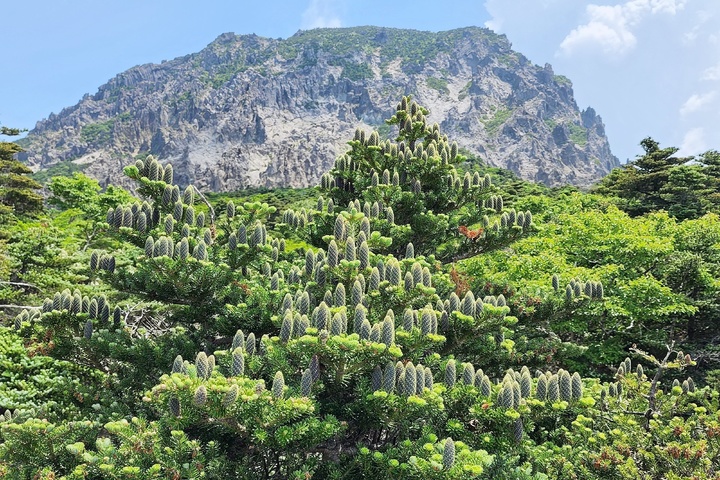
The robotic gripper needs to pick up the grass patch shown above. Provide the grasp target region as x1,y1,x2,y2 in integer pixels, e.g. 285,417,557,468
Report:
80,113,131,146
458,81,472,101
340,62,373,81
80,120,114,145
426,77,449,94
277,44,299,61
286,26,506,73
481,108,512,135
169,91,192,108
554,75,572,87
497,53,518,67
210,64,248,88
567,123,588,146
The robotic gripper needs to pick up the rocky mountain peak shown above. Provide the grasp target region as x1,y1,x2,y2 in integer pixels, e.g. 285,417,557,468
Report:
20,26,619,190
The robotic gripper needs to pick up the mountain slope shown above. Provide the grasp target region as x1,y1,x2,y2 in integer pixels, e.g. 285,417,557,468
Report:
20,26,619,189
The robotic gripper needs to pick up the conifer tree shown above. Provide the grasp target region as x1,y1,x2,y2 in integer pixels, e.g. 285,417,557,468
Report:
316,96,531,258
0,126,42,218
593,137,720,219
6,97,718,480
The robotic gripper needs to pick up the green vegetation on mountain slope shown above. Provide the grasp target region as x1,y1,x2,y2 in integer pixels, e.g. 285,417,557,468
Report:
0,126,43,219
0,100,719,479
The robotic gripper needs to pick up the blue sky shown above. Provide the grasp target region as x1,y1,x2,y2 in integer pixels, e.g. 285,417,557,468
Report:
2,0,719,163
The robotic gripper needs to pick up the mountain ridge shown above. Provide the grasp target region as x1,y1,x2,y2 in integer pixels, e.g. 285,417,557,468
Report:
20,26,619,190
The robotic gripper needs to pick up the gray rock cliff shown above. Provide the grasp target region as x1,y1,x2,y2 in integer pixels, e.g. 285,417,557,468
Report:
20,27,619,189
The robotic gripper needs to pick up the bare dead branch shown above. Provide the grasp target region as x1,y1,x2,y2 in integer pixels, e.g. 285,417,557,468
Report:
193,186,216,227
0,281,40,290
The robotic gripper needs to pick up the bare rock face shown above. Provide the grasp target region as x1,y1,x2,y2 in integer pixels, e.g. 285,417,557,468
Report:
20,27,619,190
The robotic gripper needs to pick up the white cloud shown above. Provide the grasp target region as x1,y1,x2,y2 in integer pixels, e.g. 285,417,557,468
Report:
560,7,637,56
484,17,502,32
683,25,700,44
702,63,720,81
678,127,708,156
649,0,687,15
680,91,718,116
559,0,687,57
480,1,719,163
301,0,343,29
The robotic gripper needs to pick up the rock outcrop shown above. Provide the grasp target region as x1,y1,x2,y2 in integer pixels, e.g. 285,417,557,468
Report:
20,27,619,189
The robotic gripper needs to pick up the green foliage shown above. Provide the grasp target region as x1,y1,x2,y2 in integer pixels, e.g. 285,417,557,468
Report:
553,75,571,86
0,328,108,419
208,186,317,220
426,77,449,94
458,81,472,101
48,173,104,212
39,172,134,269
31,160,86,185
497,53,519,67
567,123,588,146
0,126,43,218
99,113,131,141
80,119,114,145
462,191,719,376
0,418,99,479
3,99,720,479
317,96,530,258
0,218,92,307
594,137,720,219
284,26,510,73
482,108,512,135
0,416,230,479
352,434,492,478
341,62,374,81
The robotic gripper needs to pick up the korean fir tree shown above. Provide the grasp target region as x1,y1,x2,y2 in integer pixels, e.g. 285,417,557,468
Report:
314,96,534,259
4,97,720,479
